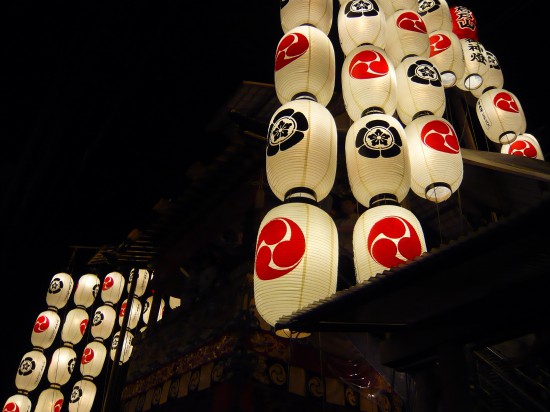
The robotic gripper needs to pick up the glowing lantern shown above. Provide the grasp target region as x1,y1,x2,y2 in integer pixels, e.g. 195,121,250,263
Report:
118,297,143,330
68,378,97,412
266,98,337,202
375,0,417,17
384,9,429,67
128,268,149,298
253,201,338,338
110,331,134,364
274,24,336,106
395,55,445,125
353,204,426,282
100,271,125,305
450,5,478,40
345,112,410,207
60,308,88,345
47,345,77,386
475,88,526,144
456,38,489,91
341,44,397,120
2,394,32,412
80,341,107,378
35,387,64,412
142,295,165,324
428,29,465,88
31,309,60,350
168,296,181,309
280,0,333,35
15,349,47,392
73,273,100,308
337,0,386,56
501,133,545,160
417,0,452,33
471,50,504,98
45,272,74,310
405,115,463,202
90,304,116,340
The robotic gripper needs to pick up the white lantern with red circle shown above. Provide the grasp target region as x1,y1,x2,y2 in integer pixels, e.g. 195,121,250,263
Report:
456,38,489,91
266,98,337,202
2,394,32,412
274,24,336,106
337,0,386,56
253,201,338,337
128,268,149,298
60,307,89,346
417,0,452,33
395,55,445,125
110,330,134,364
80,340,107,378
341,44,397,120
281,0,333,35
375,0,417,17
47,345,77,386
73,273,100,308
118,297,142,330
36,387,64,412
31,309,60,350
428,29,464,88
501,133,544,160
68,378,97,412
471,50,504,98
15,349,47,392
384,9,429,67
405,115,463,203
90,304,116,340
475,87,526,145
345,112,410,208
142,295,165,325
46,272,74,310
100,271,125,305
353,204,426,282
450,5,478,40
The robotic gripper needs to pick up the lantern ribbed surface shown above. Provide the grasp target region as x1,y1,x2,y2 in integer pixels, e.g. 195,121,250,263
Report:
61,307,89,345
337,0,386,56
142,295,165,324
456,38,489,91
36,387,64,412
376,0,417,17
128,268,149,298
3,394,31,412
80,341,107,378
118,297,142,330
46,272,74,310
91,304,116,340
68,379,97,412
47,345,77,386
385,9,429,67
471,50,504,98
31,309,60,349
110,331,134,364
428,30,464,88
281,0,333,35
16,349,47,392
345,113,410,207
101,271,125,305
417,0,452,34
501,133,544,160
341,44,397,120
73,273,100,308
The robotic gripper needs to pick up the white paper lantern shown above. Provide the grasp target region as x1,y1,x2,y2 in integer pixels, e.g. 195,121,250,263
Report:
501,133,544,160
395,55,445,125
274,24,336,106
353,204,426,282
47,345,77,386
385,9,429,67
46,272,74,310
80,340,107,378
128,268,149,298
471,50,504,98
254,202,338,337
456,38,489,91
31,309,61,350
61,308,89,346
100,271,125,305
341,44,397,120
266,98,337,202
90,304,116,340
35,387,64,412
2,394,32,412
405,115,463,202
337,0,386,56
475,88,526,144
142,295,165,324
281,0,333,35
73,273,100,308
15,349,47,392
376,0,417,17
417,0,452,33
345,113,410,207
428,30,464,88
118,297,142,330
168,296,181,309
110,330,134,364
68,379,97,412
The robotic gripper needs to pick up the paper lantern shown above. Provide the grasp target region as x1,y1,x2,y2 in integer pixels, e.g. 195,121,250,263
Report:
384,9,429,67
90,304,116,340
471,50,504,98
60,308,89,345
353,204,426,282
118,297,142,330
456,38,489,91
266,98,337,202
274,24,336,106
2,394,32,412
80,341,107,378
501,133,545,160
169,296,181,309
450,5,478,40
405,115,463,202
35,387,64,412
110,330,134,364
128,268,149,298
280,0,333,35
337,0,386,56
417,0,452,33
45,272,74,310
31,309,61,350
253,201,338,337
428,29,464,88
68,379,97,412
341,44,397,120
475,88,526,144
47,345,77,386
395,55,445,125
100,271,125,305
376,0,417,17
142,295,165,324
345,112,410,207
73,273,100,308
15,349,47,393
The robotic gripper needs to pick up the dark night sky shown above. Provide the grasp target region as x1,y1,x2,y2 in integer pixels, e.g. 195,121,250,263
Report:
1,0,544,406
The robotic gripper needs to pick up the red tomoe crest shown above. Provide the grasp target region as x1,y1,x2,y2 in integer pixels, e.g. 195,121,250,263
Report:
255,217,306,280
509,140,537,158
34,315,51,333
421,120,460,154
396,11,427,34
119,302,127,317
349,50,389,79
367,216,422,268
493,92,519,113
54,399,63,412
80,319,88,335
81,347,95,364
429,33,451,56
275,32,309,71
3,402,19,412
102,275,114,290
